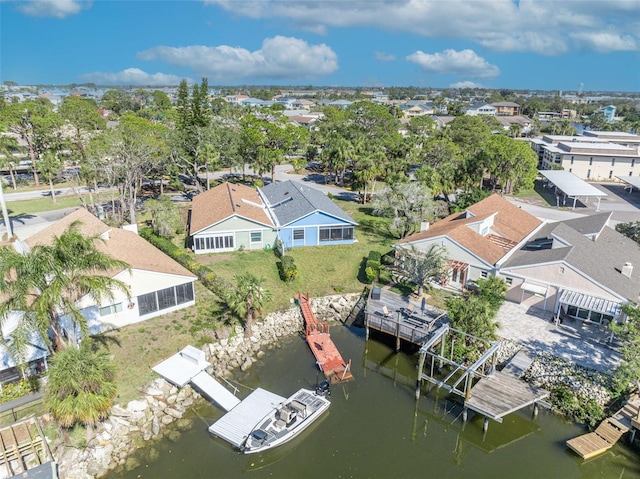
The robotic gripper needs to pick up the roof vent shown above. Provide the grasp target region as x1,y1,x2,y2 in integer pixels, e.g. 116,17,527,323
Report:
622,262,633,278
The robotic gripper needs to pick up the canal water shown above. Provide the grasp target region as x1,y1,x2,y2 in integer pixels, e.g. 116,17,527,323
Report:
106,326,640,479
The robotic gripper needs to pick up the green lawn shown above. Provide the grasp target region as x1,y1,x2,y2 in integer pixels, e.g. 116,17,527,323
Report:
195,198,397,311
6,195,89,216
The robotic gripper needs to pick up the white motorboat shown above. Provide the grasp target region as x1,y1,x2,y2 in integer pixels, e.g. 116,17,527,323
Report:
242,387,331,454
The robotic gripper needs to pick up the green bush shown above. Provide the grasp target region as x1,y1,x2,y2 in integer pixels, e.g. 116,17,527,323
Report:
549,386,604,427
273,238,284,258
365,266,378,282
365,259,380,280
278,255,299,282
368,250,382,262
0,376,40,404
381,252,396,266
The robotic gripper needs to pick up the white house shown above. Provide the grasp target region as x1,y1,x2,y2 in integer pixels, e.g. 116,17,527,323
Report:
0,208,198,381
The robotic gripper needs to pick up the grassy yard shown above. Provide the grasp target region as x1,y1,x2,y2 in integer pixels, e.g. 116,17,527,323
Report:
95,283,226,405
6,195,90,216
195,198,398,310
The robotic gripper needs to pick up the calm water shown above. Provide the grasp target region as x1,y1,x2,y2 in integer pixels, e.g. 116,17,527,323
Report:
106,326,640,479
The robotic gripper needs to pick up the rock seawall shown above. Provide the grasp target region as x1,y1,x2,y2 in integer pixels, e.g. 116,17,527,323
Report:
56,293,359,479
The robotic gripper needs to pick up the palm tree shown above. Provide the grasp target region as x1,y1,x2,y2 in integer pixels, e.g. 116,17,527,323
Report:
0,221,131,353
225,273,271,338
45,340,117,436
397,244,449,296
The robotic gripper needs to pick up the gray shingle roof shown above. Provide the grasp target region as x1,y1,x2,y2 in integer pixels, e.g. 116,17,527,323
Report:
260,180,356,227
502,219,640,301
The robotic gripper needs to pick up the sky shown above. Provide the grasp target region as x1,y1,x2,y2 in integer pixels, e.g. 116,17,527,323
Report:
1,0,639,92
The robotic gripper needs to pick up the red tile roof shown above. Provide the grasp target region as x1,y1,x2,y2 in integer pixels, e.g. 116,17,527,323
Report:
189,182,273,234
398,194,542,265
27,208,195,279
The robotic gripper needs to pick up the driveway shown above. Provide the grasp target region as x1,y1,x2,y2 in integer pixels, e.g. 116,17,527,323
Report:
495,301,622,373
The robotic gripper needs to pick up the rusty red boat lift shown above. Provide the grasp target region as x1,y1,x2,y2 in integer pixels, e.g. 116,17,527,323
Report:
296,293,354,384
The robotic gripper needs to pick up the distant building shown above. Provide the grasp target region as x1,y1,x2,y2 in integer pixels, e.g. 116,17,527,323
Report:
465,101,496,116
491,101,521,116
531,132,640,180
595,105,616,122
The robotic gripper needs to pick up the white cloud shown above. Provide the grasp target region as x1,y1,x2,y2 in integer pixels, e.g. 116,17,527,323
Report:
79,68,188,86
375,51,395,62
570,32,638,53
407,49,499,79
449,81,483,89
15,0,90,18
138,36,338,81
205,0,640,55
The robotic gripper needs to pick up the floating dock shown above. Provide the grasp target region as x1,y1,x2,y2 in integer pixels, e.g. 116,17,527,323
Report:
296,293,353,384
152,345,240,411
208,388,285,449
567,394,640,460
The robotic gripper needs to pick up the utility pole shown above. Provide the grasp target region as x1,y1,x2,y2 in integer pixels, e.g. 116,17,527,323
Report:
0,178,13,240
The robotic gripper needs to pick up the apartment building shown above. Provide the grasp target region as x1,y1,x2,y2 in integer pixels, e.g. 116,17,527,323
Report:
532,132,640,181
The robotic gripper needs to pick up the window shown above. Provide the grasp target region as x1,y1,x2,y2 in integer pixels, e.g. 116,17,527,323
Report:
157,286,177,310
611,158,616,166
293,229,305,241
176,282,194,304
194,234,234,251
632,159,636,167
138,292,158,316
570,156,574,165
319,226,354,242
587,169,591,178
504,277,513,285
609,171,613,179
99,302,123,317
480,271,488,278
138,282,194,316
250,232,262,244
569,168,572,173
589,157,593,166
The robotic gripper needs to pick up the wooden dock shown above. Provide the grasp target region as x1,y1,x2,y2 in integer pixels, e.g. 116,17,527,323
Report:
297,294,354,384
0,416,56,479
465,371,549,423
364,286,446,350
567,394,640,460
416,325,549,431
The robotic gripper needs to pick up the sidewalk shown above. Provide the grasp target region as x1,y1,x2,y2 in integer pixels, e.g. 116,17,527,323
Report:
496,301,622,372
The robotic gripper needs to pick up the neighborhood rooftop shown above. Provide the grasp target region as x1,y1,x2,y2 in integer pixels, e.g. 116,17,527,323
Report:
260,180,356,227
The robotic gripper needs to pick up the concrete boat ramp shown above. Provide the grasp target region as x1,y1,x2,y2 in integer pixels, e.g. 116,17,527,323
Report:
152,346,286,450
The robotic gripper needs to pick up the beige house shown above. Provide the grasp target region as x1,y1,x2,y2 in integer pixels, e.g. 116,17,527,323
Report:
500,213,640,324
188,182,277,253
395,194,543,289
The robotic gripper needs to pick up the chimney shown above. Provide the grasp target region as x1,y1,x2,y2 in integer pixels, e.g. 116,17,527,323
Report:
622,262,633,278
420,221,430,232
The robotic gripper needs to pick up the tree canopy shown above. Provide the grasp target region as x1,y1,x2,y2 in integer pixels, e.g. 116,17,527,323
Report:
0,222,131,353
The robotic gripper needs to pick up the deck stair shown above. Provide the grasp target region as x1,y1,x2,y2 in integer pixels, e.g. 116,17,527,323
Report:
343,289,367,327
567,394,640,460
296,293,354,384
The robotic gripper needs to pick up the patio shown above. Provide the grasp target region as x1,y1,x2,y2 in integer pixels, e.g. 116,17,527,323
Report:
495,301,622,373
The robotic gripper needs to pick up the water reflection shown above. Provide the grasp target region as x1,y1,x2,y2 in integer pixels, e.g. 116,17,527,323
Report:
106,326,640,479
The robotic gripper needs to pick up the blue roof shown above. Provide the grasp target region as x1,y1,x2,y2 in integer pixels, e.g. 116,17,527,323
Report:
260,181,357,227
